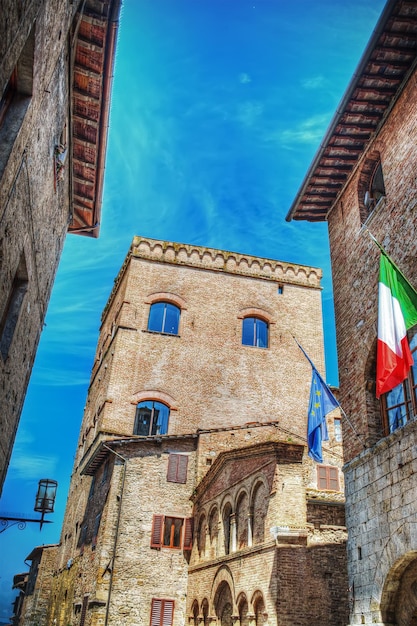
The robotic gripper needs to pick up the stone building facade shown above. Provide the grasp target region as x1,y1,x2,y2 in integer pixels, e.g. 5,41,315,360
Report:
47,236,347,626
287,1,417,624
12,544,58,626
0,0,120,494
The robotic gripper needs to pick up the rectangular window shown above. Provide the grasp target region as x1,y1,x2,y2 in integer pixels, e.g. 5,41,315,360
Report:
150,515,193,550
0,26,35,178
91,513,101,550
381,332,417,435
101,460,109,484
334,418,342,442
317,465,339,491
150,599,174,626
167,453,188,484
0,253,28,360
79,595,89,626
79,525,87,554
0,67,17,127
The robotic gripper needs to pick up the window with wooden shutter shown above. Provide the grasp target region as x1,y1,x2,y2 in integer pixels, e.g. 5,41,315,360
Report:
150,598,174,626
79,595,89,626
150,515,192,550
183,517,194,551
317,465,340,491
167,453,188,484
151,514,164,548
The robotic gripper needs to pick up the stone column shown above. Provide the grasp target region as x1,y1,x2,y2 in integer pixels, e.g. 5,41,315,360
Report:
230,513,237,553
247,512,253,547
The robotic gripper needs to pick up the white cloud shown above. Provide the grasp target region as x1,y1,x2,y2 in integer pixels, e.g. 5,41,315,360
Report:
239,72,251,84
302,75,325,90
236,101,263,127
272,113,331,147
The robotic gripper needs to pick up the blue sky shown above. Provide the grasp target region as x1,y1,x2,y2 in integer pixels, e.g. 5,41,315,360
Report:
0,0,385,619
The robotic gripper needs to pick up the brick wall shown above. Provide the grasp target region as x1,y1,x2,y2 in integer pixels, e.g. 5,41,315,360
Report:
326,65,417,625
50,238,346,626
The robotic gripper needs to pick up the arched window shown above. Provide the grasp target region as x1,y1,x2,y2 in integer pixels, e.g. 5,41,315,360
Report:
222,503,232,555
134,400,170,436
148,302,180,335
242,317,268,348
358,151,386,223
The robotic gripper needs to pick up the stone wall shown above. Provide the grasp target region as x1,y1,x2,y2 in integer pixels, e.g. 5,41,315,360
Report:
0,0,78,493
21,545,58,626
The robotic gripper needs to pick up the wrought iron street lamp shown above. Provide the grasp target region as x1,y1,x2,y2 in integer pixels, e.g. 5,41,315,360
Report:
0,478,57,533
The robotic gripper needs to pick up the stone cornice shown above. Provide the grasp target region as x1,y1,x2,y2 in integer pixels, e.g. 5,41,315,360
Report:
131,236,322,286
102,236,322,320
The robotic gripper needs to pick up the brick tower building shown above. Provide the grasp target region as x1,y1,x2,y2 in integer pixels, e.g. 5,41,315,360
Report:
48,236,347,626
287,1,417,624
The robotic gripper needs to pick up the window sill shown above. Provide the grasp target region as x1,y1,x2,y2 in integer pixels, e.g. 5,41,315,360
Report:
142,329,180,338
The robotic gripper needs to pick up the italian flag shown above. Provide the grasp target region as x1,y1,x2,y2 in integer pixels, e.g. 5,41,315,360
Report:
376,253,417,398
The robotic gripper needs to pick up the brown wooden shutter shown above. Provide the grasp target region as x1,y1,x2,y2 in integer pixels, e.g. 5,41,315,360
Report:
329,467,339,491
167,453,188,484
79,595,89,626
150,599,162,626
183,517,194,550
150,599,174,626
317,466,327,489
162,600,174,626
150,515,164,548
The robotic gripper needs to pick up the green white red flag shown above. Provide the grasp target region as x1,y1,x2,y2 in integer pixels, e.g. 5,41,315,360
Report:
376,253,417,398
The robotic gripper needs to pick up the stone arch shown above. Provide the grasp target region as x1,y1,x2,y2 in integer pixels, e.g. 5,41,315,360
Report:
201,598,209,626
250,477,269,545
144,291,187,310
222,500,233,555
379,550,417,625
372,521,417,620
237,592,250,626
237,307,275,325
212,566,236,625
208,505,219,559
197,512,207,558
130,389,178,410
190,599,199,626
235,488,250,550
251,590,267,625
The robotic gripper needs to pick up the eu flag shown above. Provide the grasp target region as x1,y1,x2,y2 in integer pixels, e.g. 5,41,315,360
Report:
308,368,339,463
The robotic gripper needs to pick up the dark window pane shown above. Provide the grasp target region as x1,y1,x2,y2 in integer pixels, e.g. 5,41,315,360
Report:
256,319,268,348
134,401,170,436
172,518,183,547
163,304,180,334
242,317,268,348
148,302,165,332
135,405,153,435
242,317,254,346
153,403,169,435
385,384,408,432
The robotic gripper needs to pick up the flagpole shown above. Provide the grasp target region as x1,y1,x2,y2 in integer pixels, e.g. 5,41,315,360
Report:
293,336,367,451
367,229,414,286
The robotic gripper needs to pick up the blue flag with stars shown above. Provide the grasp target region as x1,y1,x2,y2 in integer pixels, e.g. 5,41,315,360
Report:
308,368,339,463
294,338,340,463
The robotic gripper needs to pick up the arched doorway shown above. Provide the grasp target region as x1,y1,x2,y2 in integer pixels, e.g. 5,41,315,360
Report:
215,581,234,626
381,553,417,625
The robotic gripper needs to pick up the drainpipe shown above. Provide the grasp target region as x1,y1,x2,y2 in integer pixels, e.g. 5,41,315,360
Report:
103,444,127,626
